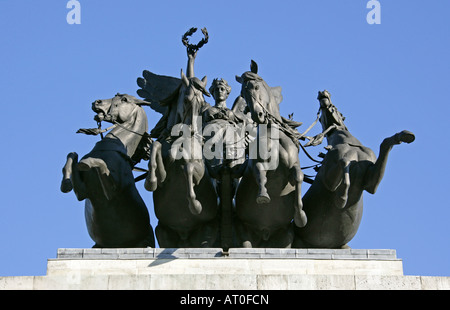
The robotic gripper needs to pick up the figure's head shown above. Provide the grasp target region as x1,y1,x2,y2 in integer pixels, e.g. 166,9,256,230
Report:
92,93,147,124
209,78,231,103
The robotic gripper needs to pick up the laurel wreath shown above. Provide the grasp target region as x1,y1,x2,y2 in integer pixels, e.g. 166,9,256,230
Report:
182,27,209,52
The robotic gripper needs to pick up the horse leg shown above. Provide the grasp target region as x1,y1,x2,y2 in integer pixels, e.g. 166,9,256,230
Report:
235,219,258,248
254,162,270,204
145,141,166,191
61,152,87,201
291,163,307,227
184,161,203,215
364,130,415,194
333,160,350,209
61,152,76,193
189,218,219,248
267,224,294,248
320,157,346,192
155,223,180,248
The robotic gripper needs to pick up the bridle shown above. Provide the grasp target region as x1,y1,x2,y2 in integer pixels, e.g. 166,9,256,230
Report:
79,101,146,139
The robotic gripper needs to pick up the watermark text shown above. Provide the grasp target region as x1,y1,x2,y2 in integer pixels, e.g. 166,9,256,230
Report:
367,0,381,24
66,0,81,25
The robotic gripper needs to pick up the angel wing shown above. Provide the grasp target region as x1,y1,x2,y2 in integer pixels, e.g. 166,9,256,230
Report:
136,70,181,114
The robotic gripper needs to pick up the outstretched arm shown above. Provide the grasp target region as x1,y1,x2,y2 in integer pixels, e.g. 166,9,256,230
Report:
182,27,209,78
186,49,197,78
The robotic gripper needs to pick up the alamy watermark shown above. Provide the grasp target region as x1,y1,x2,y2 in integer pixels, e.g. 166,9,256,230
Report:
66,1,380,26
168,117,280,170
66,0,81,25
367,0,381,24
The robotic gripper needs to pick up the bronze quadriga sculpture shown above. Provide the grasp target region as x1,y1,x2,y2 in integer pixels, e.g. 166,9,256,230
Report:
61,28,414,249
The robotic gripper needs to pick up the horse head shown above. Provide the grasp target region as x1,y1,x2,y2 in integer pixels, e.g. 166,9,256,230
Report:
92,93,149,159
236,60,282,124
179,70,210,128
92,93,148,125
317,90,347,132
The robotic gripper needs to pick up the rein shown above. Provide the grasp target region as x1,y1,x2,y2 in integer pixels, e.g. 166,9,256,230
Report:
112,120,147,138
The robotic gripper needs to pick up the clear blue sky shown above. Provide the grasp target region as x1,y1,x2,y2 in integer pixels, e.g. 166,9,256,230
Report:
0,1,448,278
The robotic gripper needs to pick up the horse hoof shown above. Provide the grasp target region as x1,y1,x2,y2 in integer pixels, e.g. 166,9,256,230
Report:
60,179,73,193
144,178,157,192
242,241,252,248
256,194,271,204
294,210,307,228
397,130,415,144
188,199,202,215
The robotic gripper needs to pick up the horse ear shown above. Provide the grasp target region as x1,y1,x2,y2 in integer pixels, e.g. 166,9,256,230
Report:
235,75,243,84
250,60,258,74
134,98,150,106
181,69,189,87
201,76,207,87
199,76,211,97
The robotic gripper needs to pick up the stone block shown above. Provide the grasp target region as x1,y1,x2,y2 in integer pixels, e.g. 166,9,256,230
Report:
355,275,422,290
350,249,369,256
287,274,356,290
257,274,289,290
228,248,265,258
313,274,356,290
264,248,297,258
206,274,257,290
0,276,35,290
186,248,223,258
81,248,104,260
295,248,310,259
420,276,450,290
57,248,83,259
107,274,152,290
305,249,333,259
367,249,397,260
154,248,188,259
149,274,208,290
32,274,110,290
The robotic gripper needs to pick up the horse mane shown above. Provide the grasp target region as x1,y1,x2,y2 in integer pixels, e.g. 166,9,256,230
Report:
124,105,152,166
258,80,283,123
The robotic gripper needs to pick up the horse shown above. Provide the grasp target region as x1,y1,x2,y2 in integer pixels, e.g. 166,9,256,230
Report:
60,93,155,248
142,70,220,248
233,61,307,248
293,90,415,249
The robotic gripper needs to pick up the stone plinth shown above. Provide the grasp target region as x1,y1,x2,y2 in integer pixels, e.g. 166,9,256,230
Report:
1,248,449,290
